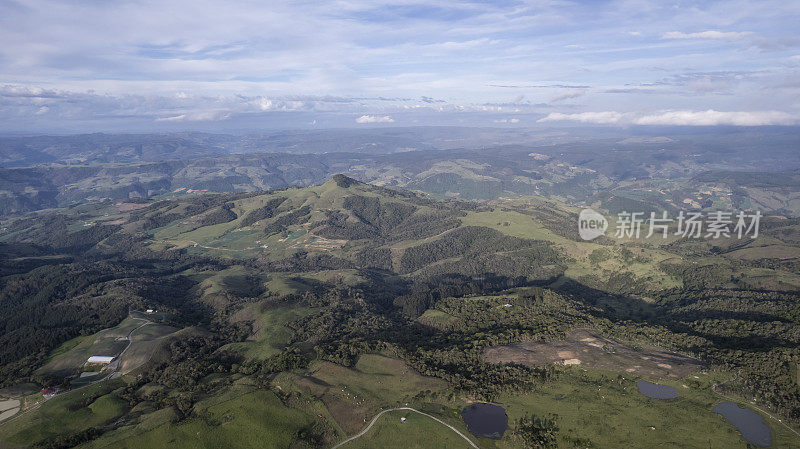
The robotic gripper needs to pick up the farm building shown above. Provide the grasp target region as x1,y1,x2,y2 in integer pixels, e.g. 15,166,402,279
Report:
41,387,59,399
86,356,115,365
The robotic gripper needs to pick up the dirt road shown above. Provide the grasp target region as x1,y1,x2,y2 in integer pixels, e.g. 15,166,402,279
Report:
331,407,479,449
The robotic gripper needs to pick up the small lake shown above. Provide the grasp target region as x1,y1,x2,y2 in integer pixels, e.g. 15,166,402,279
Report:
462,403,508,439
714,401,772,447
637,380,679,399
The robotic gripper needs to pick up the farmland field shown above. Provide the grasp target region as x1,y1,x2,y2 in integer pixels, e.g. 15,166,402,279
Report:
79,382,313,449
338,409,475,449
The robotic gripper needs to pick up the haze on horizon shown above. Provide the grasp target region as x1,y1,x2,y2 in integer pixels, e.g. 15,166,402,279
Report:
1,0,799,132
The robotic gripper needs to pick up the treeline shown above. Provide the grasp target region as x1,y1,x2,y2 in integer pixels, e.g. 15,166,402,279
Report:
239,196,287,227
651,288,800,420
264,205,311,235
196,203,237,227
128,191,260,231
399,226,547,273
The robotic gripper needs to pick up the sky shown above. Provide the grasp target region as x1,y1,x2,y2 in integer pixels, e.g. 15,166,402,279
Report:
1,0,799,132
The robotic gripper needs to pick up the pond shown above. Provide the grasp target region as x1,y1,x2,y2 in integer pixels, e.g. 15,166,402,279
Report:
462,402,508,439
713,401,772,447
637,380,679,399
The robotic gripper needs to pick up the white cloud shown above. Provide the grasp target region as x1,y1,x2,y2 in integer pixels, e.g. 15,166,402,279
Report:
355,115,394,123
538,111,624,124
493,118,520,123
549,90,586,103
539,109,798,126
155,115,187,122
155,110,230,122
634,110,797,126
662,31,752,40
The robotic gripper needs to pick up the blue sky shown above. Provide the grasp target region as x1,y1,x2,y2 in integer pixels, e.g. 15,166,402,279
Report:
1,0,799,131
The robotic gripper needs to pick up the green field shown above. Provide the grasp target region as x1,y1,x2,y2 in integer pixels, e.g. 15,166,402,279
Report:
116,322,179,374
79,382,313,449
224,301,314,359
0,380,128,447
278,354,449,435
336,365,800,449
460,209,567,243
493,368,800,449
339,409,475,449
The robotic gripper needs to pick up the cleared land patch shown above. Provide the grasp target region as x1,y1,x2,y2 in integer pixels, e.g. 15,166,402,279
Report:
37,317,178,379
115,323,179,374
0,398,20,422
484,328,702,379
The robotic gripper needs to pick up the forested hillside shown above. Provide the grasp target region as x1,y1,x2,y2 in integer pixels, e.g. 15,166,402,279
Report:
0,175,798,448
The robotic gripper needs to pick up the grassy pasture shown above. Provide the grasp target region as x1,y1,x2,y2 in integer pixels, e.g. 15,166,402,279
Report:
116,323,179,374
460,209,567,243
224,301,313,360
37,318,141,377
0,380,127,447
493,367,800,449
283,354,448,435
79,382,313,449
338,409,475,449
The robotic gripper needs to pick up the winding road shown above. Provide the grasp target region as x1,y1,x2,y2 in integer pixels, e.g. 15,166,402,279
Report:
104,315,151,378
331,407,479,449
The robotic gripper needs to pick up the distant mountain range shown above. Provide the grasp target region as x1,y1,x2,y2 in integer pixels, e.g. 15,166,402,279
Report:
1,127,798,216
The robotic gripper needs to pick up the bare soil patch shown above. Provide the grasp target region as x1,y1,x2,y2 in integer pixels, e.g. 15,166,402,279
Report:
116,202,149,212
484,328,702,379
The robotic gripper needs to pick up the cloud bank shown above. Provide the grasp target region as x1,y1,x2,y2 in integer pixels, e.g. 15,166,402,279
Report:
0,1,798,131
355,115,394,124
538,112,624,124
662,31,752,40
538,110,799,126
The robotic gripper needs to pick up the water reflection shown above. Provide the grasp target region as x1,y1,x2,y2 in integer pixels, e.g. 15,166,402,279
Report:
461,403,508,439
714,401,771,447
637,380,679,399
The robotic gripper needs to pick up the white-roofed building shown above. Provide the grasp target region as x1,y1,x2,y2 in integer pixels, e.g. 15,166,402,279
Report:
86,356,115,364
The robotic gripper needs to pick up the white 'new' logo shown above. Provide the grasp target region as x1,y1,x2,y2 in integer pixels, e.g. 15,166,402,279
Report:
578,208,607,241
